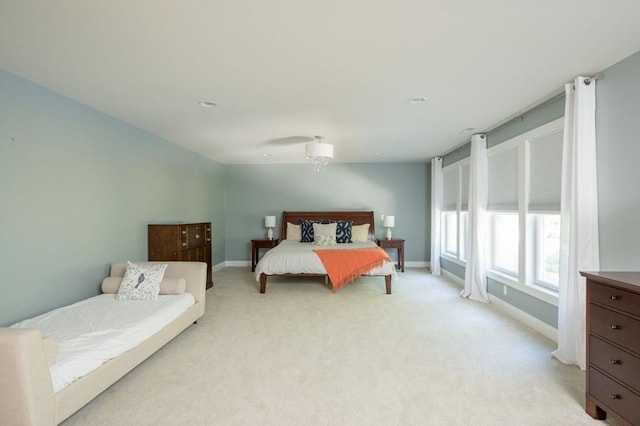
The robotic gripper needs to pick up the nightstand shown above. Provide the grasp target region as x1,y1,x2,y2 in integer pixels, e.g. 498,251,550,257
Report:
377,238,405,272
251,239,279,271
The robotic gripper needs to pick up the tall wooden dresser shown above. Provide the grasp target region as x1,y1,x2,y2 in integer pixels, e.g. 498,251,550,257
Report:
148,222,213,289
581,271,640,426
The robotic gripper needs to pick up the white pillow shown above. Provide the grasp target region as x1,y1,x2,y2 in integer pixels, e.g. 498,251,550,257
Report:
116,262,168,300
313,222,336,236
286,222,301,240
312,222,337,245
351,223,370,242
313,234,337,245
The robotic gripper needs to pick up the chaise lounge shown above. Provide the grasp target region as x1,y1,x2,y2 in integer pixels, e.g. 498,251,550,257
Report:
0,261,207,426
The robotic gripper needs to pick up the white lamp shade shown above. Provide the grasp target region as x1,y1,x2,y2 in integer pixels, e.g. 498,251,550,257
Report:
264,216,276,228
383,215,395,228
305,142,334,159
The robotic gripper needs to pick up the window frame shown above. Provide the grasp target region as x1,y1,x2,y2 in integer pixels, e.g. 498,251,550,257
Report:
442,211,458,257
484,118,564,304
532,213,561,291
490,212,519,277
440,159,470,265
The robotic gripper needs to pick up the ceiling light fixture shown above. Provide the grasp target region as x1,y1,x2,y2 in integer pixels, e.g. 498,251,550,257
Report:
305,135,334,172
199,101,217,108
408,96,427,104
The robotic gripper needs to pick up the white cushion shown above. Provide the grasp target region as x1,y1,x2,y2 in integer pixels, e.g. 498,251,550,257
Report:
286,222,301,240
351,223,370,242
312,222,337,245
313,233,337,245
115,261,167,300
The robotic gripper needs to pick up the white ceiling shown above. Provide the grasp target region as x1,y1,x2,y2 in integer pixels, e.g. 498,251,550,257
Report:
1,1,639,165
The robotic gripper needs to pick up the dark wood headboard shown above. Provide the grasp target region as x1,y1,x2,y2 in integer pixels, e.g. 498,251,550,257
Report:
280,211,376,241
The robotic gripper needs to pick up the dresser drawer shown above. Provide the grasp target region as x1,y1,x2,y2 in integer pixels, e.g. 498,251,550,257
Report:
590,336,640,392
181,224,207,249
590,281,640,316
205,224,212,244
590,304,640,354
589,367,640,425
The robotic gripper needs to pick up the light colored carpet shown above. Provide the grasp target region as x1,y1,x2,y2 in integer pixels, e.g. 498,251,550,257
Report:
63,268,615,426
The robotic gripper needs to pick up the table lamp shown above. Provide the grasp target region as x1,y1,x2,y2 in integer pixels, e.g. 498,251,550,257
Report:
383,215,395,240
265,216,276,240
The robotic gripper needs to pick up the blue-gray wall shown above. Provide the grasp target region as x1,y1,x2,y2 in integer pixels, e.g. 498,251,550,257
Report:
440,50,640,327
0,70,226,326
443,95,565,167
0,70,430,326
224,163,430,264
595,51,640,270
2,50,636,328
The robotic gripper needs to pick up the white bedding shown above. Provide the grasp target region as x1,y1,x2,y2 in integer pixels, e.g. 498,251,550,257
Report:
11,293,195,393
254,240,397,280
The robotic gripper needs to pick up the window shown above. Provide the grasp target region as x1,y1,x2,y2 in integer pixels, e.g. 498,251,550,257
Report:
488,145,519,277
459,211,468,261
492,213,519,275
441,161,469,263
534,214,560,289
443,212,457,256
484,118,563,296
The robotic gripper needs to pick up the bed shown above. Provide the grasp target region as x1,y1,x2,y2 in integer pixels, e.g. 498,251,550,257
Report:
0,261,206,426
254,211,397,294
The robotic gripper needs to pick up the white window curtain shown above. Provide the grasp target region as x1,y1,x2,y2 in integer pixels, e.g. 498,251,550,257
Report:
552,76,600,370
430,157,443,275
461,134,489,302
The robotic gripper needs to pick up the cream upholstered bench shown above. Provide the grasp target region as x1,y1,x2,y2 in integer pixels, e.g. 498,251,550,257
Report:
0,261,206,426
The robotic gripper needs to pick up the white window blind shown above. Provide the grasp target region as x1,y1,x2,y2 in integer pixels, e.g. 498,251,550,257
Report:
443,168,458,210
488,147,518,211
460,163,470,211
528,129,563,212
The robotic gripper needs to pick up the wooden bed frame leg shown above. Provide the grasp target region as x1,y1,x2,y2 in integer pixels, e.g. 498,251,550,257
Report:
385,275,392,294
260,273,267,294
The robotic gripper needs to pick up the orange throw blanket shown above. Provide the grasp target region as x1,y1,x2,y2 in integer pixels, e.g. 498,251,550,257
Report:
313,247,392,292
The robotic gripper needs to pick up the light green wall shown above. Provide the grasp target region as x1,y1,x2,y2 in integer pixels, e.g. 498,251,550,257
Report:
595,51,640,269
0,70,430,326
224,163,430,263
0,70,225,326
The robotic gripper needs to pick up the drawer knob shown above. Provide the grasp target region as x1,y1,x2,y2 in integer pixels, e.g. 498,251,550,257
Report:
610,359,621,365
182,242,187,247
196,234,200,239
610,295,620,300
610,394,620,400
182,230,187,235
610,325,621,330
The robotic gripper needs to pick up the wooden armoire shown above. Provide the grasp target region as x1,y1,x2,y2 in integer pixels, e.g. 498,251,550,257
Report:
148,222,213,289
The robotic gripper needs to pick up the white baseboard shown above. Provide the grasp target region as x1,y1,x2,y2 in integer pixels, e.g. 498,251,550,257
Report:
213,262,227,271
442,269,464,286
440,270,557,343
224,261,250,268
405,261,429,268
488,294,558,343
